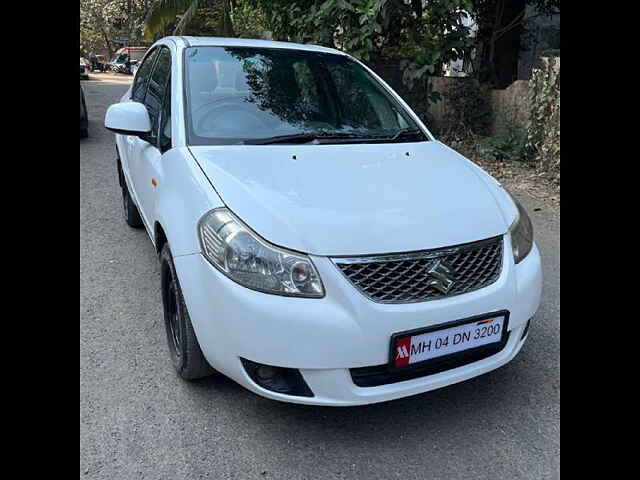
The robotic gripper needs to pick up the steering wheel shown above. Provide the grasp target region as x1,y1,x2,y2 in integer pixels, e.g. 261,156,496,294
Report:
195,97,268,133
192,95,238,117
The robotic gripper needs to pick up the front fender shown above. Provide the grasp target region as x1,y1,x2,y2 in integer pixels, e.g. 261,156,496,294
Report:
154,147,224,257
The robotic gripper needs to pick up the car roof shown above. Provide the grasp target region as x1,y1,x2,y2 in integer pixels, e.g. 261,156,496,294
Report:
116,46,148,53
164,36,347,57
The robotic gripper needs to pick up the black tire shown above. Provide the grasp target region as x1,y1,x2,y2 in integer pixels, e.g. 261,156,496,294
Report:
122,180,144,228
116,155,124,188
80,88,88,138
160,244,215,380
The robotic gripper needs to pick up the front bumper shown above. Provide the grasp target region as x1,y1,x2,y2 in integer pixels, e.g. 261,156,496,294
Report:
174,237,542,406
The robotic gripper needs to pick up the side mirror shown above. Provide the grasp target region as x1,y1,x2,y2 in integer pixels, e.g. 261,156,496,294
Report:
105,101,151,136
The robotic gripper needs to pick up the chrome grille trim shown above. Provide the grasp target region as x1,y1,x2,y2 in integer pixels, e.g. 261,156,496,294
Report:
332,236,504,304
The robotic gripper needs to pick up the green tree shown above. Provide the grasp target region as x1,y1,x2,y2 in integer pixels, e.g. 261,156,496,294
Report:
80,0,121,57
254,0,474,83
143,0,236,41
81,0,154,57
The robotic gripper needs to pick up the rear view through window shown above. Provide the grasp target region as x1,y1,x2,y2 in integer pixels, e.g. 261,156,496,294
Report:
184,47,425,145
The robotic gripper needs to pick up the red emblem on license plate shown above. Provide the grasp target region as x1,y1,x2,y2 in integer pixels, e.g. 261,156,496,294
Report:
395,336,411,368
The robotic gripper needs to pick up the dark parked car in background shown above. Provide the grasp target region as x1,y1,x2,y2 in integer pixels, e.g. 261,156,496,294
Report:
80,84,88,138
109,46,149,75
94,55,107,72
109,53,130,74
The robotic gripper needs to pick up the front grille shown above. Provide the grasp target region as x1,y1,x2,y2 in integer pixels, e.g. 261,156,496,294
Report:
333,236,503,304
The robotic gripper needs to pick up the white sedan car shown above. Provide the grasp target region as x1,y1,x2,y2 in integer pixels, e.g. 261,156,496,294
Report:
105,36,542,406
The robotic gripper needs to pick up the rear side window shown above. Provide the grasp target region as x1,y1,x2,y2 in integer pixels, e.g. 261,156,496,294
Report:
131,48,158,102
143,47,172,144
159,74,172,152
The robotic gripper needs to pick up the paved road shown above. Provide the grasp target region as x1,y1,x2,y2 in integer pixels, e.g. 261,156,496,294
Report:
80,76,560,480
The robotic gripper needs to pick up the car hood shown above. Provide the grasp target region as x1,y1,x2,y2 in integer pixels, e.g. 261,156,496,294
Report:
189,141,514,256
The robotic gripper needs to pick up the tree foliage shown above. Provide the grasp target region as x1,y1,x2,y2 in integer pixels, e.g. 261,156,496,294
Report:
526,56,559,183
143,0,239,40
143,0,196,40
229,1,268,39
256,0,474,67
141,0,476,85
81,0,154,56
138,0,559,91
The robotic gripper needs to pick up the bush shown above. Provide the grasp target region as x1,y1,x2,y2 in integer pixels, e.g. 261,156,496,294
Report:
441,79,493,139
479,128,527,162
527,57,560,184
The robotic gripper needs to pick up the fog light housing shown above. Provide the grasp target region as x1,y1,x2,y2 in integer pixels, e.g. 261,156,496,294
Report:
241,358,314,397
256,365,278,381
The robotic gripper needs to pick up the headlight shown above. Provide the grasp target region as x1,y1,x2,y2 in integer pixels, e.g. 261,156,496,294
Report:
507,193,534,264
198,208,324,298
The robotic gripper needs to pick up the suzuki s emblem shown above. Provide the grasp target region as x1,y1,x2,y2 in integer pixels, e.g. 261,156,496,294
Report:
427,260,456,294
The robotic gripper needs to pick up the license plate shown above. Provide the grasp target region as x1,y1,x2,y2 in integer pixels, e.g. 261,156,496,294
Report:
391,312,508,370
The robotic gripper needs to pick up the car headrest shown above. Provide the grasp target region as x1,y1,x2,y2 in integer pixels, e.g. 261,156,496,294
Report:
235,68,249,92
189,62,218,96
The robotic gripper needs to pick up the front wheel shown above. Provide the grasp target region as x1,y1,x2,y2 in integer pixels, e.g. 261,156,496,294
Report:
118,158,143,229
160,244,215,380
121,183,143,228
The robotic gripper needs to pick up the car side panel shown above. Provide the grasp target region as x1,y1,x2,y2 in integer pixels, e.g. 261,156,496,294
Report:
115,142,222,258
114,85,137,208
115,134,135,194
151,147,224,256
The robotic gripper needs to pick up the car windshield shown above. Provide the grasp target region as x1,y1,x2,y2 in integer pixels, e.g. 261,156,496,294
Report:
184,46,427,145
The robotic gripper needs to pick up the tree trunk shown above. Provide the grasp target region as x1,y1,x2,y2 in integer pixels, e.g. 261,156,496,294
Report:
128,0,133,44
474,0,526,88
221,0,235,37
102,27,114,58
493,0,525,88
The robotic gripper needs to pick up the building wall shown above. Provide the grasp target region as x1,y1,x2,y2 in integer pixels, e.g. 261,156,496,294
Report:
371,60,532,137
488,80,530,136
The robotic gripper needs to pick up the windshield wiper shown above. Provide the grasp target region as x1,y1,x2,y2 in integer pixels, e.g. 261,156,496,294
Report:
241,129,426,145
387,128,426,142
242,132,377,145
242,133,322,145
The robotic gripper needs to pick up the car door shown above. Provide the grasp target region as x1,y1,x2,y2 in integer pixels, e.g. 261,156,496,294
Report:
122,47,159,196
130,46,172,231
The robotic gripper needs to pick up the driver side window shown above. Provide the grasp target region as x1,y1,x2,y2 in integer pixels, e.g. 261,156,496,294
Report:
131,48,158,103
142,47,171,146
